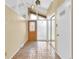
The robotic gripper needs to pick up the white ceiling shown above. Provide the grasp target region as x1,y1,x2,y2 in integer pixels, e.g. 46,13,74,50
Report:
6,0,54,16
24,0,53,10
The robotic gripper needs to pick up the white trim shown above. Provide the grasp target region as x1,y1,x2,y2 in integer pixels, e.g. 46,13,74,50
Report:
5,3,26,20
55,50,63,59
10,40,26,59
49,42,62,58
6,3,19,16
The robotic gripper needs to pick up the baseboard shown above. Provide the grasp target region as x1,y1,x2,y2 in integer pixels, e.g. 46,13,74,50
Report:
55,50,62,59
50,44,62,59
10,40,26,59
20,40,27,48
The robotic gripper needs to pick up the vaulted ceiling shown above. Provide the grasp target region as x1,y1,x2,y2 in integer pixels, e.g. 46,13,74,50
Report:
6,0,64,17
24,0,53,9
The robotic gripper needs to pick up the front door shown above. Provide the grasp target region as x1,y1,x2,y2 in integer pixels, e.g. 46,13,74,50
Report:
28,20,37,41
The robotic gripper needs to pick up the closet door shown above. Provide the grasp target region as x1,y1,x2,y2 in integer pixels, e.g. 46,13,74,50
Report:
56,3,72,59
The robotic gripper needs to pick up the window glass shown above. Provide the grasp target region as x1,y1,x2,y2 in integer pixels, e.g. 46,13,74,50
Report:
38,16,45,20
30,14,37,20
29,22,35,31
30,13,45,20
37,21,47,41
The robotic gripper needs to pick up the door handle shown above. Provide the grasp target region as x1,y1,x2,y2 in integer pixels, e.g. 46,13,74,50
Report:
57,34,59,36
56,24,58,27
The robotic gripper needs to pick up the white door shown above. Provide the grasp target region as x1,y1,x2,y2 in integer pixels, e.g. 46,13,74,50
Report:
56,2,72,59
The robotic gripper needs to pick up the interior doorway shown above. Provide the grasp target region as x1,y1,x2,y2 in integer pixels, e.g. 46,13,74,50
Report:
28,13,56,48
28,20,37,41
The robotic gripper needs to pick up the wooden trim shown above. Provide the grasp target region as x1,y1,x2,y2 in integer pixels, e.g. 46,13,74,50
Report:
28,8,46,18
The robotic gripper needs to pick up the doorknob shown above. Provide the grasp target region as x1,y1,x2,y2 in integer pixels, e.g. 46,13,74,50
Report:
57,34,59,36
56,24,58,27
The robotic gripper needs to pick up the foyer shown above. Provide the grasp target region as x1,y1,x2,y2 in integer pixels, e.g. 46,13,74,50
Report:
5,0,72,59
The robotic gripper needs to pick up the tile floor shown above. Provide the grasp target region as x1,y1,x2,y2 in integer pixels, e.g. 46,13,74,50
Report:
12,41,60,59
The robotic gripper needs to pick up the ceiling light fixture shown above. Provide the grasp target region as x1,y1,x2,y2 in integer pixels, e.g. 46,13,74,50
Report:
31,0,41,20
35,0,40,20
31,5,35,9
35,0,40,6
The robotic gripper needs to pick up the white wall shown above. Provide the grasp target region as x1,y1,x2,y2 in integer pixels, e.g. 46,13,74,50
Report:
6,0,29,20
56,1,72,59
5,5,28,59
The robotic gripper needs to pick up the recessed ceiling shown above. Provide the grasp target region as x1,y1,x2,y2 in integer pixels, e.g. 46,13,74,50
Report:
47,0,64,16
24,0,54,16
5,0,64,17
6,0,54,16
24,0,53,10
